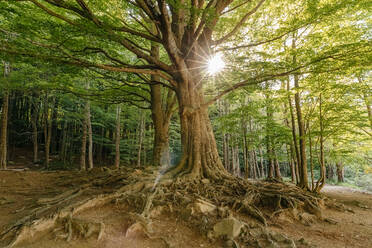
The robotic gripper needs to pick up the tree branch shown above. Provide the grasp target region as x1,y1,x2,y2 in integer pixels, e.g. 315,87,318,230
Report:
214,0,265,46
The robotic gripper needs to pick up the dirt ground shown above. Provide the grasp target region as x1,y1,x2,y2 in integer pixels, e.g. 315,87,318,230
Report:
0,169,371,248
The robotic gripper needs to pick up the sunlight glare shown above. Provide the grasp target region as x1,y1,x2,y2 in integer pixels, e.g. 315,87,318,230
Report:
207,53,225,75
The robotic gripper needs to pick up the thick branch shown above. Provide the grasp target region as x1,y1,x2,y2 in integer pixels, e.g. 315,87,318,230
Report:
214,0,265,45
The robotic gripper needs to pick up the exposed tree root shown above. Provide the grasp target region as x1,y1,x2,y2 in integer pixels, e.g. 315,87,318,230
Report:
0,167,326,247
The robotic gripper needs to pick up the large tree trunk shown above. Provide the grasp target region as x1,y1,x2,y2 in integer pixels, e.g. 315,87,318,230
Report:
167,82,228,179
114,105,121,169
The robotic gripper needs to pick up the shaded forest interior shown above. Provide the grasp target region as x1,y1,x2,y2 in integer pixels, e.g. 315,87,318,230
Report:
0,0,371,247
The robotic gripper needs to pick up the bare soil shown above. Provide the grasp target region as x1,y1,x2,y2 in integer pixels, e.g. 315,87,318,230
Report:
0,169,371,248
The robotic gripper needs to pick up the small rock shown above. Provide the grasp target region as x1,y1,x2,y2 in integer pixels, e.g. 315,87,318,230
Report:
191,199,216,215
213,217,244,239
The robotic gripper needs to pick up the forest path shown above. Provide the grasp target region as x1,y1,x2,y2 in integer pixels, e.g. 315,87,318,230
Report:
269,185,372,248
0,170,371,247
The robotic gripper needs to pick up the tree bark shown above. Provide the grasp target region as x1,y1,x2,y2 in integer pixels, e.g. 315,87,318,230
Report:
80,104,87,171
166,80,229,179
314,93,326,192
273,149,282,180
31,93,39,163
60,119,67,163
308,122,314,191
86,99,93,170
137,111,145,167
0,90,8,170
242,119,249,178
150,44,174,167
1,62,10,169
336,162,344,183
292,37,309,189
265,90,274,179
286,145,296,183
114,104,121,169
43,95,55,168
259,147,265,178
357,77,372,128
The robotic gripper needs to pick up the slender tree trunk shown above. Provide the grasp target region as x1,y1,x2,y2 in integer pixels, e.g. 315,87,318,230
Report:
327,163,335,180
60,119,67,163
259,147,264,178
137,111,145,167
314,93,326,192
242,120,249,178
0,90,9,170
292,38,309,189
51,98,58,154
232,142,240,177
80,104,87,171
266,140,274,179
86,99,93,170
308,123,314,191
265,92,274,179
286,145,296,183
223,133,230,170
357,77,372,128
287,80,301,185
31,94,39,163
150,43,174,167
97,126,104,163
253,150,260,178
251,151,257,179
336,162,344,183
294,78,309,189
114,105,121,169
43,95,55,168
1,62,10,170
273,149,282,180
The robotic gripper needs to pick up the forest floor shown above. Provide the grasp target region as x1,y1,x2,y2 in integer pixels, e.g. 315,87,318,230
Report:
0,164,371,248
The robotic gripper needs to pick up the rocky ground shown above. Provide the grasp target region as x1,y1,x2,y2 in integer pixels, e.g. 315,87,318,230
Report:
0,167,371,248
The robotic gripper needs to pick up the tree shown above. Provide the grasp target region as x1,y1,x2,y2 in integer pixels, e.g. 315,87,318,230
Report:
114,104,121,169
0,61,9,169
0,0,369,180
